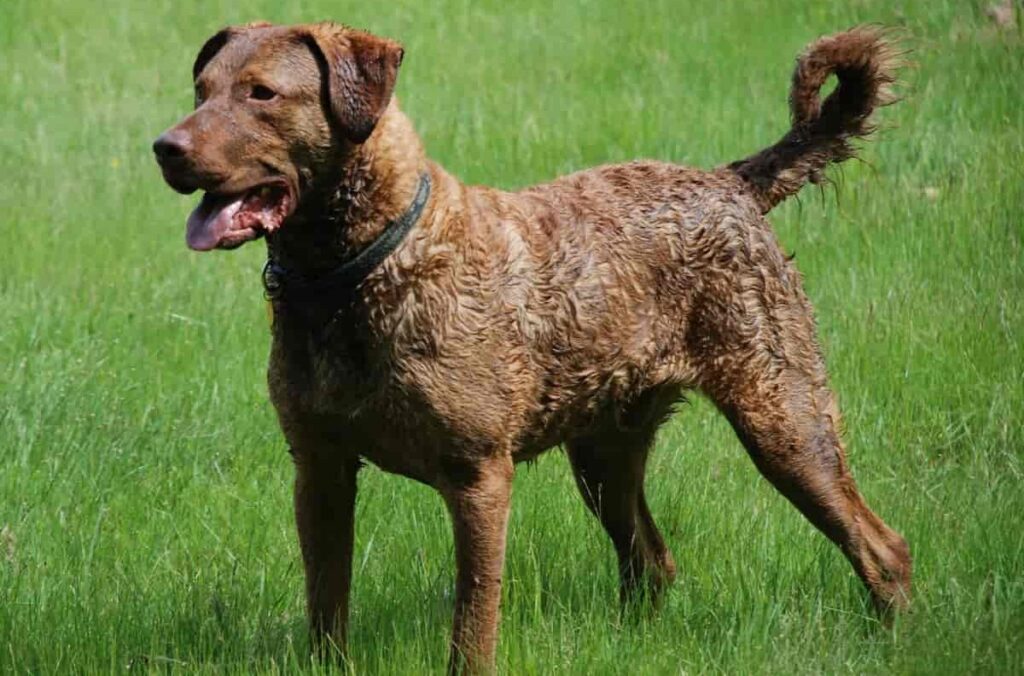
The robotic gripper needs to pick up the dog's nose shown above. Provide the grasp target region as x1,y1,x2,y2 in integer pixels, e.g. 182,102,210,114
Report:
152,129,192,162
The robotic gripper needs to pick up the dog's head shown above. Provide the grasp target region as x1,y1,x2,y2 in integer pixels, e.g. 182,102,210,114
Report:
153,22,404,251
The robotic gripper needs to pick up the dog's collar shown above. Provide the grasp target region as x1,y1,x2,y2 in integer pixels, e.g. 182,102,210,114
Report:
262,172,431,301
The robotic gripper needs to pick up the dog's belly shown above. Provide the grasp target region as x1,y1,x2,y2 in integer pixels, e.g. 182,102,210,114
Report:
268,323,653,481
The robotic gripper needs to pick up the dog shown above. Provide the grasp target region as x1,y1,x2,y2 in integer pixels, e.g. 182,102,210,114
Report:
153,22,912,673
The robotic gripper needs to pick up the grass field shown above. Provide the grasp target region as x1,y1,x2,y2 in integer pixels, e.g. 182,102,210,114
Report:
2,0,1022,673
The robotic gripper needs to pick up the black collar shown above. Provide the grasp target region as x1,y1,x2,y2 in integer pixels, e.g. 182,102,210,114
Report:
262,172,431,302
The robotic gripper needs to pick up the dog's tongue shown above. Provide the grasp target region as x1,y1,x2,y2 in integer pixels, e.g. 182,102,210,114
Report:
186,193,244,251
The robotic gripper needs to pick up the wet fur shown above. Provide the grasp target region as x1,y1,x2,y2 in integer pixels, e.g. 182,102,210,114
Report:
157,23,911,674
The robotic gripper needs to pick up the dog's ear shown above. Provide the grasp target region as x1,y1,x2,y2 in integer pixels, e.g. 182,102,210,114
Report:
192,21,274,81
302,23,405,143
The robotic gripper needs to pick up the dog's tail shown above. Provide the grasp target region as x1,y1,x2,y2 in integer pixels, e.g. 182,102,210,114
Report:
728,26,902,214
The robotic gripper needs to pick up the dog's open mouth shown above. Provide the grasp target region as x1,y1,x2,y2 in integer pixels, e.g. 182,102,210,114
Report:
186,183,293,251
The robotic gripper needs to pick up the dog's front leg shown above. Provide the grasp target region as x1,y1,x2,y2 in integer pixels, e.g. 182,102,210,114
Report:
441,456,514,674
292,448,360,658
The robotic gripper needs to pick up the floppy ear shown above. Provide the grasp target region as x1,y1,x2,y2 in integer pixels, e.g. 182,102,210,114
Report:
193,28,232,80
192,21,274,80
303,24,405,143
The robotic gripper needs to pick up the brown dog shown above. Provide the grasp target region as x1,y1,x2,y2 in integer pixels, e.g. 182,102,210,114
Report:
153,22,911,672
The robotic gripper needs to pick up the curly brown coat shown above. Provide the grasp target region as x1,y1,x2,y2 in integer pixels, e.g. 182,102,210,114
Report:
154,23,911,673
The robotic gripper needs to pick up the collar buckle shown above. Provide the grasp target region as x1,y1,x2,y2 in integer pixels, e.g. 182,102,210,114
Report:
262,259,284,301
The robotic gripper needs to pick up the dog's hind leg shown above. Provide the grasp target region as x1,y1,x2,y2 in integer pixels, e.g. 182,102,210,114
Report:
566,387,679,605
702,348,912,613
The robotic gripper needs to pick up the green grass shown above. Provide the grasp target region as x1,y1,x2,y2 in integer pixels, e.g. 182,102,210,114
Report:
1,0,1022,673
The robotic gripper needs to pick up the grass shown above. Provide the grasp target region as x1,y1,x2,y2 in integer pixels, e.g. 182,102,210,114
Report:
1,0,1022,673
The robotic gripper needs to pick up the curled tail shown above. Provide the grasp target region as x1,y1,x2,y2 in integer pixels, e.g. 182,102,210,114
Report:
729,26,902,213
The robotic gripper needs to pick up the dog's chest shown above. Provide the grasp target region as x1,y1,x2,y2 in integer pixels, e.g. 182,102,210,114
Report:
268,316,381,413
267,327,468,483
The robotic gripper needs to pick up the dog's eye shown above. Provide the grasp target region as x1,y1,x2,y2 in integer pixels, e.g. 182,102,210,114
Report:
250,84,278,101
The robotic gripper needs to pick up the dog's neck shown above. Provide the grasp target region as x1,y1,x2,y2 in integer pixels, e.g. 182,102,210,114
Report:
266,101,428,275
